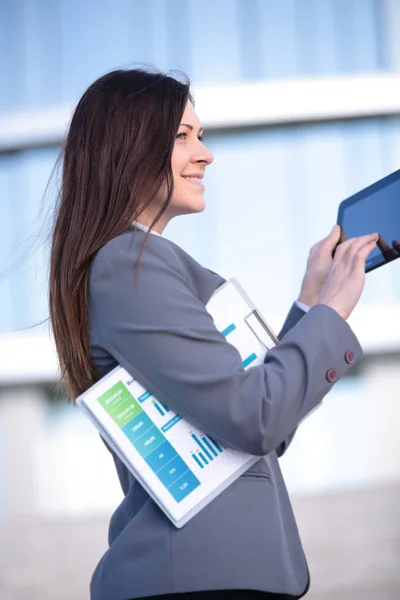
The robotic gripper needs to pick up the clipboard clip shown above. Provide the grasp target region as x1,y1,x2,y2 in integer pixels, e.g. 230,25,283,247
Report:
245,310,279,348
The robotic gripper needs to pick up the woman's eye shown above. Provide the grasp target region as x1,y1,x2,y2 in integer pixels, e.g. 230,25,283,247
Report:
176,133,205,141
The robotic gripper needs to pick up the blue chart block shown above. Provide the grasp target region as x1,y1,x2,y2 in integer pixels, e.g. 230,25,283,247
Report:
122,412,153,444
134,426,165,459
145,440,177,473
160,402,169,413
168,470,201,503
242,353,257,368
221,323,236,337
157,455,189,487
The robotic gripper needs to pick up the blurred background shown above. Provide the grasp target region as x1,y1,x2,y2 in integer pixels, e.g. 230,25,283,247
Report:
1,0,400,598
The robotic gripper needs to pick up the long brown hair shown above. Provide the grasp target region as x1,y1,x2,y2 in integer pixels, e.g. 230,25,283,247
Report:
49,67,192,401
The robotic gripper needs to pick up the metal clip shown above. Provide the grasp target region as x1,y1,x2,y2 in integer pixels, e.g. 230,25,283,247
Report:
245,310,279,348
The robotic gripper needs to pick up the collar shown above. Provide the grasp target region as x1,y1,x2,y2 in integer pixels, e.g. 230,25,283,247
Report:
131,220,162,236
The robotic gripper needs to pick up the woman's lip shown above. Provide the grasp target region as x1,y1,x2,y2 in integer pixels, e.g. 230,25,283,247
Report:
182,177,205,189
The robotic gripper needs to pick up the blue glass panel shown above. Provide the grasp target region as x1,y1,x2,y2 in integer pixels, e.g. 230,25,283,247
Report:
0,0,391,107
333,0,382,73
257,0,298,78
295,0,337,75
236,0,264,80
22,0,63,106
0,0,25,109
164,0,191,75
59,0,157,102
0,154,15,330
0,147,58,331
187,0,241,83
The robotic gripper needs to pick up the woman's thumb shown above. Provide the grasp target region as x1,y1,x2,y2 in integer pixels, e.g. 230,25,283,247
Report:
330,223,340,234
326,224,342,248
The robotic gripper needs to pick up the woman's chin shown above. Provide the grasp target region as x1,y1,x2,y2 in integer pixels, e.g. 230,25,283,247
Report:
174,197,206,216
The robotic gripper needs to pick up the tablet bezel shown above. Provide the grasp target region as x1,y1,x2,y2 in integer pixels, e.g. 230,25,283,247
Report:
337,168,400,273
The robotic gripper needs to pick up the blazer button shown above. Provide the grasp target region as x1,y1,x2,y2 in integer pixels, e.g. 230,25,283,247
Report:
345,351,355,364
326,368,337,383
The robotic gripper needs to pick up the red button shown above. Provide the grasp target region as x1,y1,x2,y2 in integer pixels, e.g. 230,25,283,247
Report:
326,368,337,383
345,351,355,364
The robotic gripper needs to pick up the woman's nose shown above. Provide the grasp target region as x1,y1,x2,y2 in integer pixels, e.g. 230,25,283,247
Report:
195,143,214,166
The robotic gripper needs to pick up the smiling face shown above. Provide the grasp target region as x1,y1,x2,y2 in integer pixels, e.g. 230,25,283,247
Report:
138,101,214,232
169,101,214,217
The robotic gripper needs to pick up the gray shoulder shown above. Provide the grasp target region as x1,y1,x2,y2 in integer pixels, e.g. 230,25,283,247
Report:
90,227,224,306
91,228,186,281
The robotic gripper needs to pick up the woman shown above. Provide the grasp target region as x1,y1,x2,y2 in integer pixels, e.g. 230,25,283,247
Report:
49,68,377,600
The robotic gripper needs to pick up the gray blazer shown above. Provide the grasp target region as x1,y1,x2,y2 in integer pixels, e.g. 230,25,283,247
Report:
88,226,362,599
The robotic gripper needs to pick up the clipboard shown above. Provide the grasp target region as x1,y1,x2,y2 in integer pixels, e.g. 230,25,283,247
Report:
76,277,278,528
209,277,279,349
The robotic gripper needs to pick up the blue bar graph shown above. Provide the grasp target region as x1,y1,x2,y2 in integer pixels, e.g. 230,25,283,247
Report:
201,436,218,457
207,436,223,453
198,451,208,465
152,400,165,416
191,433,213,459
192,454,204,469
191,432,225,469
152,399,170,416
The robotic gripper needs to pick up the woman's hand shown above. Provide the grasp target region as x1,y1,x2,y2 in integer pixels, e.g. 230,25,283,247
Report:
297,225,342,308
317,232,378,320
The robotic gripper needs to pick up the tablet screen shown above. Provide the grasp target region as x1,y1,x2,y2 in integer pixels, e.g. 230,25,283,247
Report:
337,170,400,272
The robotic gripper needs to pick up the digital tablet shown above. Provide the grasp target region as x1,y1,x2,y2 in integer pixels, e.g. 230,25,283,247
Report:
337,168,400,273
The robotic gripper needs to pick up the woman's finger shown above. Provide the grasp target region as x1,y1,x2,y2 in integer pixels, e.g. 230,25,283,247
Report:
350,240,377,270
334,233,378,262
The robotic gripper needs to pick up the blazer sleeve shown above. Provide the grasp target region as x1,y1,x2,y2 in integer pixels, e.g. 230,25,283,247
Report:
90,243,363,457
272,302,309,457
278,302,308,341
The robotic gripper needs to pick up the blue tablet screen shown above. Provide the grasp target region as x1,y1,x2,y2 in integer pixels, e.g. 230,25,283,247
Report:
338,171,400,272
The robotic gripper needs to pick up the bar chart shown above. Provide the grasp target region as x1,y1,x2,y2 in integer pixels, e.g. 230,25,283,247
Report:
191,433,224,469
138,391,170,417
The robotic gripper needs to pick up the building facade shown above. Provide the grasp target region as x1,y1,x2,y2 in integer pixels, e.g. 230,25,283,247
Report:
0,0,400,518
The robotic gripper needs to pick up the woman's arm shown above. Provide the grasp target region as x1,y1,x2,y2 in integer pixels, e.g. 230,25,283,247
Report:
90,240,362,457
272,301,309,457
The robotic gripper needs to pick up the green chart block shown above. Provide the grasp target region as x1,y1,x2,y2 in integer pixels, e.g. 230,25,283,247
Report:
98,381,142,428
